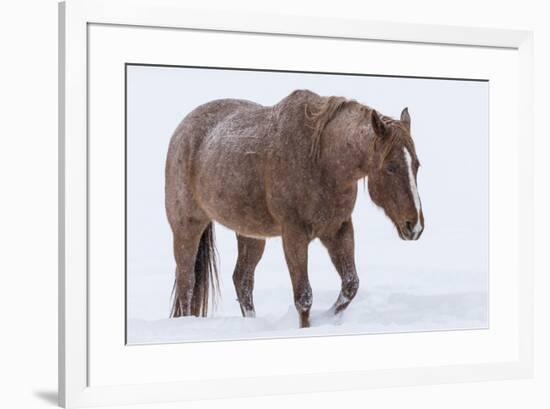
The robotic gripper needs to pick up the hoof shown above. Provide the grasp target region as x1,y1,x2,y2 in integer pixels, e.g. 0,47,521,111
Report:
299,311,310,328
242,309,256,318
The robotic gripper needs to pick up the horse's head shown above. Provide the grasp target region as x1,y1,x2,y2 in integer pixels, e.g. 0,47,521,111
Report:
366,108,424,240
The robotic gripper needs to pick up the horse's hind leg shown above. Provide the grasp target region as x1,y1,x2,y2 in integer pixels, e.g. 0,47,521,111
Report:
320,220,360,314
233,234,265,318
171,217,209,317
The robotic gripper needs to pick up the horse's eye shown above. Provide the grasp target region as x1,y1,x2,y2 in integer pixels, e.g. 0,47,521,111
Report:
386,163,398,174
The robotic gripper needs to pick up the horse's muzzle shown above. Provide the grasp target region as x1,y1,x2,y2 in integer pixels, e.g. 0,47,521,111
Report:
400,221,423,240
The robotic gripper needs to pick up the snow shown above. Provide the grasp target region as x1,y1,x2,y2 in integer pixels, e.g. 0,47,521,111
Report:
127,267,487,344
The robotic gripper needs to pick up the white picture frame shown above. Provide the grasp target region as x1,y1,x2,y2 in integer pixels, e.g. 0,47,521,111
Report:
59,0,534,407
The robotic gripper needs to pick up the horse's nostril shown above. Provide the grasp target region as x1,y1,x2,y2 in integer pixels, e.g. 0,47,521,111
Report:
405,221,413,234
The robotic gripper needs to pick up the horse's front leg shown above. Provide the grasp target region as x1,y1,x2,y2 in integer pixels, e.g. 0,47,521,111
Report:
282,226,312,328
320,220,360,315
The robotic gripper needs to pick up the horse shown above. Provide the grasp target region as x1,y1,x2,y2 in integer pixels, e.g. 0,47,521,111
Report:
165,89,424,328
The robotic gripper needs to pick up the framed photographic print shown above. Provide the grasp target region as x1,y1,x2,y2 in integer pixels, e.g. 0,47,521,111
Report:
59,0,534,407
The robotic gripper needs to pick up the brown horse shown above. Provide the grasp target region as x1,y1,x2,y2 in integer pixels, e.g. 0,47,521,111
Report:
165,89,424,328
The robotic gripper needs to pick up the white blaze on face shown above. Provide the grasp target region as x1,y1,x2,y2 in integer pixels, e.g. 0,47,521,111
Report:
403,147,423,239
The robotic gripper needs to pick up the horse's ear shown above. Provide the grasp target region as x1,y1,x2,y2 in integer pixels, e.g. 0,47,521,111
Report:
400,107,411,130
371,110,388,138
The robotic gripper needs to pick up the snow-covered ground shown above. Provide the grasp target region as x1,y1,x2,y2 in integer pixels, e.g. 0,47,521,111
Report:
127,268,487,344
126,66,489,344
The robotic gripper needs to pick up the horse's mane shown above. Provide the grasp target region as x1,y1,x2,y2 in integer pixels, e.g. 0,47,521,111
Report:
304,96,349,161
304,94,415,165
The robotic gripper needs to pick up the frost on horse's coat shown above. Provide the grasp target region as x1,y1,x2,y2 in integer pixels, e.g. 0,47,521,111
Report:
165,90,424,328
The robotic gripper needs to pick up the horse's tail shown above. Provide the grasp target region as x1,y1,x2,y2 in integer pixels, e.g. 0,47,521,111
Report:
170,223,220,318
